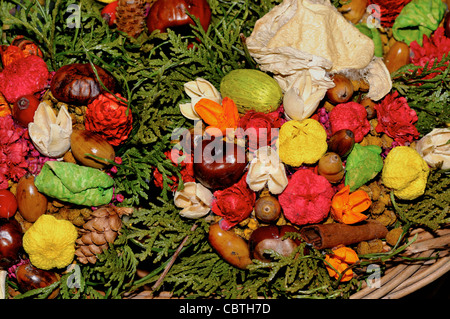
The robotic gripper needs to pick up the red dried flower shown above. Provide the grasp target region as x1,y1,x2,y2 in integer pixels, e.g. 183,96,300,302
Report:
329,102,370,143
278,169,334,226
367,0,412,28
153,150,195,191
0,55,49,103
85,93,133,146
236,110,281,153
410,27,450,79
211,173,256,230
374,91,419,145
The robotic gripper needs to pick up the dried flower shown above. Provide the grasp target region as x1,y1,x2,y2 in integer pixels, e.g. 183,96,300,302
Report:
153,150,195,191
211,174,256,230
374,91,419,145
174,182,213,219
367,0,412,28
331,185,371,224
415,128,450,170
179,78,222,120
278,169,334,225
194,97,239,136
329,102,370,143
85,93,133,146
325,246,359,282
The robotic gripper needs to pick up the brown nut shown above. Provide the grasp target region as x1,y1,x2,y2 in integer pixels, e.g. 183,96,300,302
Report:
328,129,355,157
249,225,301,262
317,152,345,183
360,98,377,120
384,41,410,74
16,174,47,223
339,0,368,24
255,195,281,223
15,261,60,299
326,74,354,104
208,222,252,269
70,129,115,168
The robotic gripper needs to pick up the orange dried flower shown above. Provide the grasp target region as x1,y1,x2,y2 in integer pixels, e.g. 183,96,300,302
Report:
194,97,239,135
331,185,371,224
325,246,359,282
0,92,11,117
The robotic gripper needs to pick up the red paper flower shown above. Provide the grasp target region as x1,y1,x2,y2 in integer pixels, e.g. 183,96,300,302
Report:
153,150,195,191
85,93,133,146
410,27,450,79
0,55,49,103
374,91,419,145
211,173,256,230
278,169,334,226
329,102,370,143
236,110,282,152
367,0,412,28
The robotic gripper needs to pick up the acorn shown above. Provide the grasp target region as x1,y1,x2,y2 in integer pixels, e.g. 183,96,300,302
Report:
318,152,345,184
328,129,355,157
384,41,410,74
70,129,115,169
16,174,47,223
326,74,354,104
254,194,281,223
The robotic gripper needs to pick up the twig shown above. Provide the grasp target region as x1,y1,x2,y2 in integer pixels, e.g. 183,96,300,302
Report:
0,270,7,299
150,223,199,294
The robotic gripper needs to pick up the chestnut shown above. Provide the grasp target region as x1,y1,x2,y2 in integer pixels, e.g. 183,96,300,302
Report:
326,74,354,104
317,152,345,184
0,219,23,269
254,194,281,223
249,225,301,262
146,0,212,34
15,261,60,299
328,129,355,157
193,138,247,190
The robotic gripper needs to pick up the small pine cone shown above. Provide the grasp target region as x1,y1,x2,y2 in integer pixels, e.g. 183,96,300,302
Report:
116,0,147,38
75,205,133,264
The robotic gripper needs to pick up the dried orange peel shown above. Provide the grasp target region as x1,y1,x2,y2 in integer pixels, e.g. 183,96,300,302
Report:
331,185,371,224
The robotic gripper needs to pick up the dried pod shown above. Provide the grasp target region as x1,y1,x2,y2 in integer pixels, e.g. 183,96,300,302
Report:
208,222,252,269
360,97,377,120
50,63,116,105
16,174,47,223
15,261,60,299
338,0,368,24
328,129,355,157
318,152,345,183
249,225,301,262
384,41,410,73
326,74,354,104
254,194,281,223
70,129,115,169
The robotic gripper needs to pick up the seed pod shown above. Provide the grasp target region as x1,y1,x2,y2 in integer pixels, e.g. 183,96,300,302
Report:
16,174,47,223
70,129,115,169
208,222,252,269
254,194,281,223
328,129,355,157
318,152,345,183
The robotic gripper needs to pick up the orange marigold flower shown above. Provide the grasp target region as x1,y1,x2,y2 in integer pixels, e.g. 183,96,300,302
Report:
325,246,359,282
194,97,239,136
331,185,371,224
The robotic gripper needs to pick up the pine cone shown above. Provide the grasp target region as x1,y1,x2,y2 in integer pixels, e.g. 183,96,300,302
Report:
75,205,133,264
116,0,147,38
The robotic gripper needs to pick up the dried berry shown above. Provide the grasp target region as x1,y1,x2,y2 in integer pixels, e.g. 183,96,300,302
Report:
318,152,345,184
254,194,281,223
326,74,354,104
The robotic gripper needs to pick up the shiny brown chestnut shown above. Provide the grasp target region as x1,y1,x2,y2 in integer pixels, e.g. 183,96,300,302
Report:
15,261,60,299
0,219,23,269
328,129,355,157
193,138,247,190
326,74,354,104
317,152,345,184
249,225,301,262
255,195,281,223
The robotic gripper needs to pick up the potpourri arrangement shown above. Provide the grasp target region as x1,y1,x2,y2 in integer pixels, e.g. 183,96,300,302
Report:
0,0,449,299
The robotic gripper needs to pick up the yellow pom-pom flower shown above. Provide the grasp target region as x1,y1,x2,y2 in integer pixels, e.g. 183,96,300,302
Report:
278,118,327,167
23,214,78,270
381,146,430,200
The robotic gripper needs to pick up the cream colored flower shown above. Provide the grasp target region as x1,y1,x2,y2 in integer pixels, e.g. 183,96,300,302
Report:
415,128,450,170
28,101,72,158
283,71,329,121
174,182,213,219
179,78,222,120
246,146,288,194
